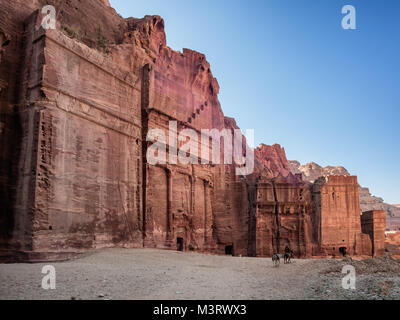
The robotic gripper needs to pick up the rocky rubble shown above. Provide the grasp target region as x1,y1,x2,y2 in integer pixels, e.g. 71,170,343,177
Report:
310,255,400,300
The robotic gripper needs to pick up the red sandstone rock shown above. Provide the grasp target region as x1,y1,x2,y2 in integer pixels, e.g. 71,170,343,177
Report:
99,0,111,7
313,176,368,256
0,0,385,261
385,231,400,257
361,210,386,257
254,144,291,178
290,160,399,231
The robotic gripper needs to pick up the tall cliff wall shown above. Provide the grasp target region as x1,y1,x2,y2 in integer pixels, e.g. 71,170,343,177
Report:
0,0,383,261
0,1,250,259
0,0,131,259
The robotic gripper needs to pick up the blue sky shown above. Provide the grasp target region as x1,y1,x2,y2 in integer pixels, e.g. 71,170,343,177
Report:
110,0,400,204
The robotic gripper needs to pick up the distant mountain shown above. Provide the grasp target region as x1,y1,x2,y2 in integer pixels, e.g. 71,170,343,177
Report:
289,160,400,231
289,161,349,182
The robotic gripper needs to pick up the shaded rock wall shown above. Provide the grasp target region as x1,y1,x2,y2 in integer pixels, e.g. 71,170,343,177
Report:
253,174,315,257
361,210,386,257
313,176,372,256
0,0,129,259
3,11,142,258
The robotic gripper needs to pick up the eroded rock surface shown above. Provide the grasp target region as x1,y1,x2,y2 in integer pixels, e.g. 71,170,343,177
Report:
0,0,386,261
290,160,399,231
289,161,349,182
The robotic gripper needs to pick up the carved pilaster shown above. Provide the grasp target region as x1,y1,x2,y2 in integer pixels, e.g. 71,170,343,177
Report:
189,175,195,216
166,168,173,241
203,180,208,244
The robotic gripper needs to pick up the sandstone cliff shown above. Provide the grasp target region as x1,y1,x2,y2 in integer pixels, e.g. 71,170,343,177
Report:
0,0,243,258
0,0,384,261
289,160,400,230
254,144,291,178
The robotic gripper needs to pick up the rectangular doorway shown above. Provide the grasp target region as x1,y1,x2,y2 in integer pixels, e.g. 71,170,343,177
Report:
177,237,184,251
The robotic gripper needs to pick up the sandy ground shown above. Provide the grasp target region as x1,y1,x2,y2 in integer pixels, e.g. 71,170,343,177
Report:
0,248,399,300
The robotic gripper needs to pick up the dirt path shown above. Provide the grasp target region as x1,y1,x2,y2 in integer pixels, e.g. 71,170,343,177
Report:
0,249,399,300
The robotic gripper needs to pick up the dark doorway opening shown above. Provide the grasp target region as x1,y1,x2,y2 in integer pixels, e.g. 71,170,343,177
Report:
225,245,233,256
177,237,184,251
339,247,347,257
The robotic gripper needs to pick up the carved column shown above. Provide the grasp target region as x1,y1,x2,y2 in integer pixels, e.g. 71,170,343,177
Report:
298,209,302,257
143,164,155,247
190,175,196,216
203,180,208,245
166,168,173,242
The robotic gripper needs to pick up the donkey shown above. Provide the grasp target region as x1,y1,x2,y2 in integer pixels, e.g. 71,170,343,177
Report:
284,251,293,264
272,253,280,267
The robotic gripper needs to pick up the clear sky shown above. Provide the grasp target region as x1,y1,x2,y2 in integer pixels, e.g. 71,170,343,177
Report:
110,0,399,204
